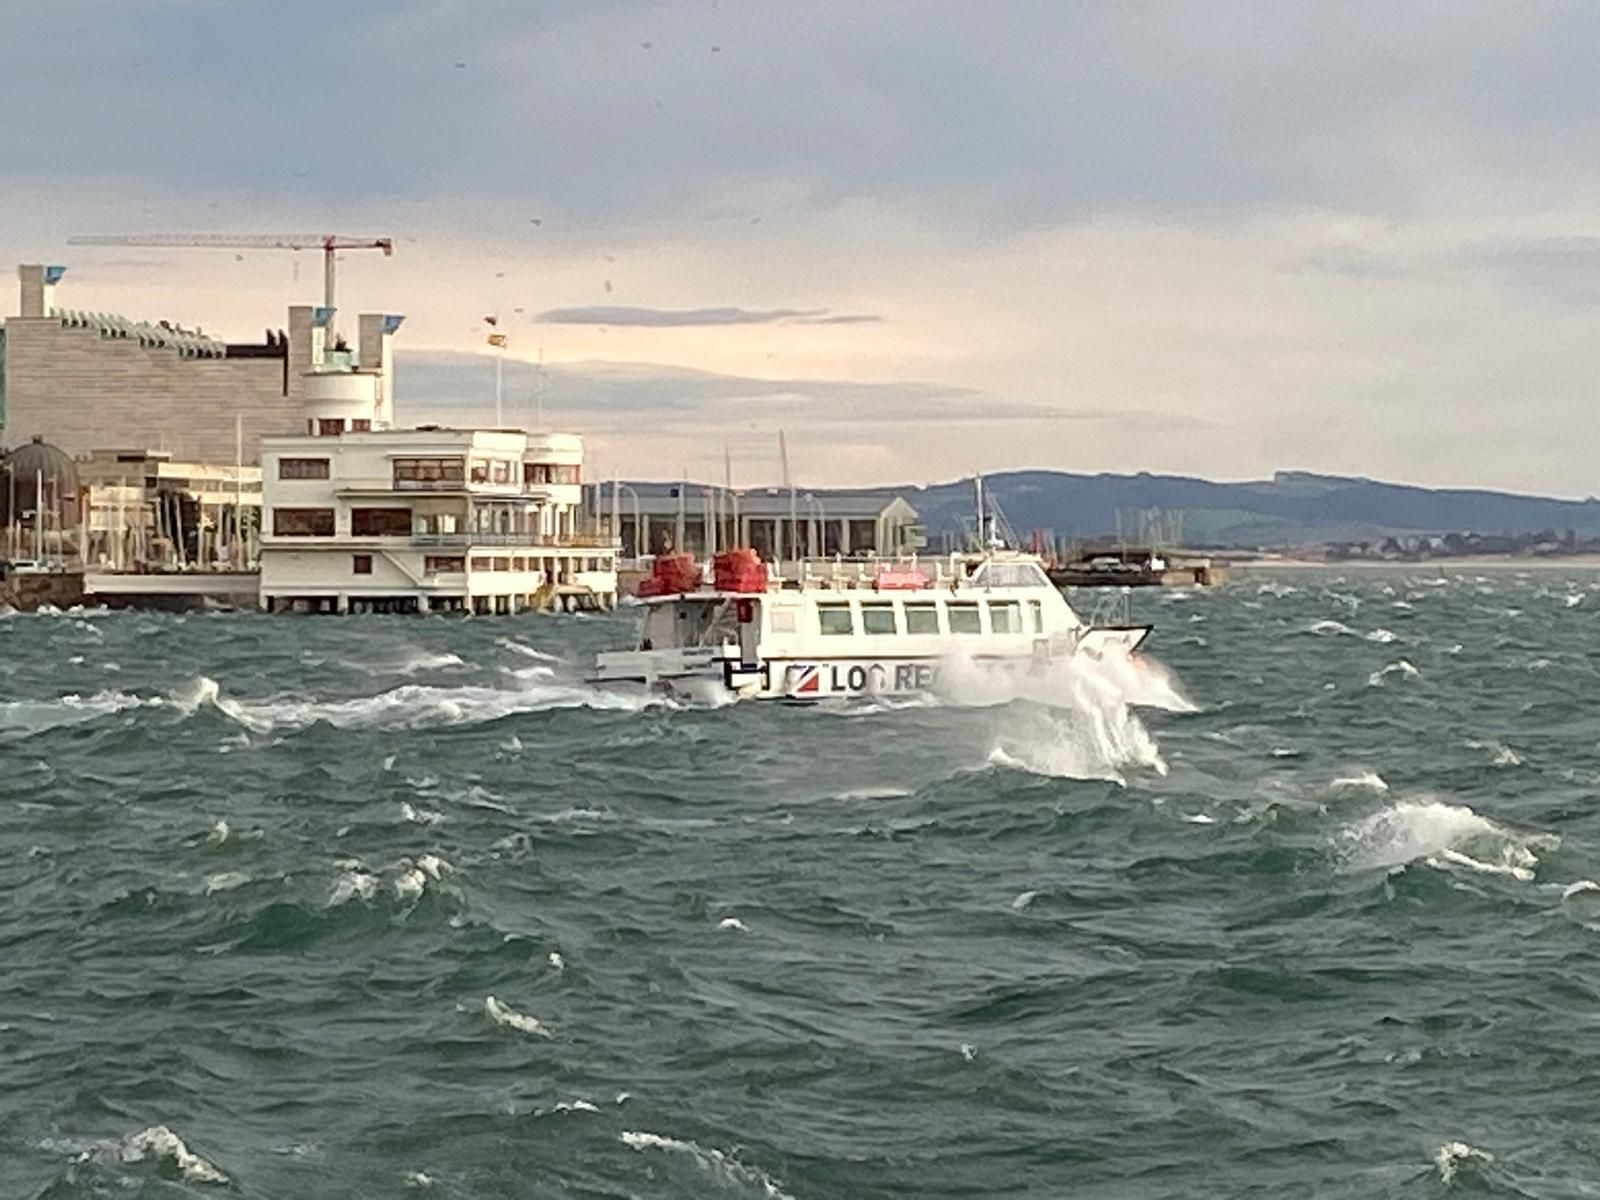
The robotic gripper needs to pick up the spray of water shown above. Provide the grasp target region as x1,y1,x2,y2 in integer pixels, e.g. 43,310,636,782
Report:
933,647,1193,785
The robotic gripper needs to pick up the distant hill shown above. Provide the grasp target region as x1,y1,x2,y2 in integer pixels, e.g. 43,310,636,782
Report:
850,470,1600,547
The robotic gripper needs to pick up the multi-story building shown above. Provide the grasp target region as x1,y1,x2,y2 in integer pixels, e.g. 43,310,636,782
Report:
2,264,400,464
259,377,617,614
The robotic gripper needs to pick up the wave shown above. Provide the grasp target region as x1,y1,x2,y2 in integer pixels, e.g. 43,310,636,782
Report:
1330,770,1389,793
67,1124,229,1184
0,689,151,741
1337,798,1554,881
1364,628,1398,644
485,995,552,1037
1434,1141,1494,1185
500,638,561,663
1367,660,1419,687
620,1131,797,1200
174,673,665,733
394,650,466,675
1305,619,1356,637
1466,739,1524,768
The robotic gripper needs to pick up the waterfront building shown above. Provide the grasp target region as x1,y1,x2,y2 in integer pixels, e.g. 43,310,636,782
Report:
1,263,395,464
605,482,922,563
259,323,616,614
78,450,261,570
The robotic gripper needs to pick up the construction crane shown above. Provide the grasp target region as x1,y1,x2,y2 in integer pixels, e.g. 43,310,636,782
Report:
66,233,395,326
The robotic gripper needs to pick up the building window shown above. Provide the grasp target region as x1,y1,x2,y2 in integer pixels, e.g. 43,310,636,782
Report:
860,604,898,635
989,601,1022,634
470,556,494,570
317,418,345,436
905,603,940,635
425,556,465,574
394,458,466,485
947,603,982,634
490,460,511,483
524,463,581,485
273,508,335,536
352,554,373,575
470,460,490,484
351,419,371,433
351,507,412,536
818,604,855,636
492,557,510,571
278,457,330,480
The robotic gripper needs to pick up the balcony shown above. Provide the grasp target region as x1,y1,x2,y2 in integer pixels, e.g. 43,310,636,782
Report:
411,533,620,550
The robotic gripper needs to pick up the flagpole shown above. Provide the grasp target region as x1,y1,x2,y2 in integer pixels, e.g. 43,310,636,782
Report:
495,349,504,427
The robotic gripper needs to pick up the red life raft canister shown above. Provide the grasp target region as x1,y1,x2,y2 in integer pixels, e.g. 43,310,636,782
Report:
637,553,701,597
712,548,768,593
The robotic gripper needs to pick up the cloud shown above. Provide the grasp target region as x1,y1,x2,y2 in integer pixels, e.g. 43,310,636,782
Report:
533,305,881,327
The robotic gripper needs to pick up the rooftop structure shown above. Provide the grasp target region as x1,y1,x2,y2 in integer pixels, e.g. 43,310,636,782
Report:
1,263,399,464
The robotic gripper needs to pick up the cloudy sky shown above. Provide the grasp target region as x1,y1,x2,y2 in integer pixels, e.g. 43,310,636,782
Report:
4,1,1600,494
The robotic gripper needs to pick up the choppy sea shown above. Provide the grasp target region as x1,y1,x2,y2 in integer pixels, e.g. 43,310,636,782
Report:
5,567,1600,1198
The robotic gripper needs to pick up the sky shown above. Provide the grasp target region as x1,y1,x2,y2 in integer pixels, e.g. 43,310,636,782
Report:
3,1,1600,495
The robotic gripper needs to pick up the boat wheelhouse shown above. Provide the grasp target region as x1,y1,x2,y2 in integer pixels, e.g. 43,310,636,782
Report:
593,546,1151,702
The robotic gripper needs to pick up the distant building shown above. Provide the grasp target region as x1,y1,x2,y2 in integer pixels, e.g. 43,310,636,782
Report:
1,263,397,464
606,482,922,561
259,335,616,614
78,449,261,570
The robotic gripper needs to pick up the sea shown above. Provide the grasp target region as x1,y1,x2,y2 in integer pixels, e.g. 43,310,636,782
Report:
4,567,1599,1198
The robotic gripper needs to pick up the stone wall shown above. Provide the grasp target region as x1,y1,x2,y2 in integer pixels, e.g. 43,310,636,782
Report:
0,569,85,612
1,317,305,464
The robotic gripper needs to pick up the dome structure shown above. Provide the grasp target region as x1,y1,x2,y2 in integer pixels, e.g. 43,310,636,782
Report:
1,435,82,530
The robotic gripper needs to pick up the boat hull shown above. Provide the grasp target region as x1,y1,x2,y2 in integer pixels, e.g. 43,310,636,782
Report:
594,625,1152,702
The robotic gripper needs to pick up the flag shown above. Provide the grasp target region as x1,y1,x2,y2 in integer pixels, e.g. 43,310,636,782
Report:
487,332,508,348
484,314,499,327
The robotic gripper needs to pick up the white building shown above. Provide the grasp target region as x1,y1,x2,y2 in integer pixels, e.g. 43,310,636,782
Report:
258,322,617,615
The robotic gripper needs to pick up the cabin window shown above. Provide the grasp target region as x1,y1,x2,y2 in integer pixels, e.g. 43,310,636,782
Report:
818,604,855,636
989,601,1022,634
352,554,373,575
1027,599,1044,633
769,608,797,633
424,556,464,574
351,507,412,536
317,418,345,436
973,562,1051,588
860,604,898,635
947,602,982,634
273,507,335,536
904,602,940,635
277,457,329,480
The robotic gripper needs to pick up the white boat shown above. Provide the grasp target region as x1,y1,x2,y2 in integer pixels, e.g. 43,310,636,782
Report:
593,543,1153,703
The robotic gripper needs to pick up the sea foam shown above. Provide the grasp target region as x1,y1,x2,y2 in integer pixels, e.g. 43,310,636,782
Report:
620,1131,797,1200
485,995,552,1037
1337,799,1553,881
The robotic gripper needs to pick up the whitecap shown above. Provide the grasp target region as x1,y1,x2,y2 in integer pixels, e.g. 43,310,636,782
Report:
831,786,914,801
1331,770,1389,793
206,818,230,844
400,801,446,825
960,1043,977,1061
548,951,565,971
405,1169,435,1186
81,1125,229,1184
1011,890,1038,910
500,638,560,662
1433,1141,1494,1185
718,916,749,932
485,994,552,1038
620,1131,796,1200
204,871,249,895
1367,660,1420,687
1182,812,1217,824
1565,593,1585,608
1337,798,1554,880
394,867,428,901
395,651,465,675
329,868,379,906
1307,618,1355,637
1364,628,1398,644
554,1099,599,1113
